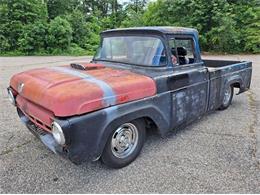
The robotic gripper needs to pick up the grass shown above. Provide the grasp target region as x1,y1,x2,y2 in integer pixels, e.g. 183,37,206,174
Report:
0,45,95,57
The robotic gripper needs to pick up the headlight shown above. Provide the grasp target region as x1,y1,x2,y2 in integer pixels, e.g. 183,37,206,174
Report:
7,88,15,105
52,121,65,145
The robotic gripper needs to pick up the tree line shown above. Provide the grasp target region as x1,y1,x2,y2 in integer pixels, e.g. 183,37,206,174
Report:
0,0,259,56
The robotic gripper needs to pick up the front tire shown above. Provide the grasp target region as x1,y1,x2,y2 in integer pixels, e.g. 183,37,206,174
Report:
101,119,146,169
219,85,234,110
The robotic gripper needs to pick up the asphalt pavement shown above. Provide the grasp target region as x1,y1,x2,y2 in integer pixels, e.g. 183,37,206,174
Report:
0,55,259,193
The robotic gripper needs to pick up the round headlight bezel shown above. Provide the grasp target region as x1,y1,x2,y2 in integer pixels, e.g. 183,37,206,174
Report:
52,121,65,145
7,88,15,105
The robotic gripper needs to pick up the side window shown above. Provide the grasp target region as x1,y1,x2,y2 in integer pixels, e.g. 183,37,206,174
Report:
175,38,195,65
169,38,196,65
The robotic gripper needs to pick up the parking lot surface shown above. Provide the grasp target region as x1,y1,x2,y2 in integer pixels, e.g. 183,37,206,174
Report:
0,55,259,193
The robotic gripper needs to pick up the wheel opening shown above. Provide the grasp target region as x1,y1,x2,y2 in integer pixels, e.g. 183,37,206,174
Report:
143,117,159,135
232,82,240,89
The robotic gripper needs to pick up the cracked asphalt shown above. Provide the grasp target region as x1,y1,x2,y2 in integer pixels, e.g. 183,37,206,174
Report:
0,55,259,193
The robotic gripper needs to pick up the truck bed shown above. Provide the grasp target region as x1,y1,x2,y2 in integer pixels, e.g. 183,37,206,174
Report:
203,59,242,68
204,59,252,111
203,59,252,75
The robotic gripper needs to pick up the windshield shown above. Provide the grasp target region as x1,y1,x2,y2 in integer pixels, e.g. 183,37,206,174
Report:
94,36,166,66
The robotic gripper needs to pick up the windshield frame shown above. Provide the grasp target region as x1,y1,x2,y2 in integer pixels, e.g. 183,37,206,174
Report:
93,34,168,67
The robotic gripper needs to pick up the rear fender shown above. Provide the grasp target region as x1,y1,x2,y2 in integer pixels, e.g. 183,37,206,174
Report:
225,75,244,94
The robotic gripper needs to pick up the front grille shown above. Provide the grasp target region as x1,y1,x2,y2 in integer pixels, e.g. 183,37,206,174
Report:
17,107,51,134
16,95,53,133
27,120,47,136
28,114,52,132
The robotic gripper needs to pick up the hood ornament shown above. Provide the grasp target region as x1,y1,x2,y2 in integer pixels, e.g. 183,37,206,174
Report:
18,83,24,93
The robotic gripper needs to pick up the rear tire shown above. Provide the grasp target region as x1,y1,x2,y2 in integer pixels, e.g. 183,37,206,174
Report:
101,119,146,169
219,85,234,110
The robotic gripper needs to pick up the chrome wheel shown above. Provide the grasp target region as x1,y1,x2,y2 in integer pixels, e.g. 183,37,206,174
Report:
223,86,232,106
111,123,139,158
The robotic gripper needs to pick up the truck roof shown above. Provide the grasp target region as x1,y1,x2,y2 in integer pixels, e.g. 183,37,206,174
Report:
102,26,198,36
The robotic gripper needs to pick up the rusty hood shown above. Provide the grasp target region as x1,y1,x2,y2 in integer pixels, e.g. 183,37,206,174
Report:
10,63,157,117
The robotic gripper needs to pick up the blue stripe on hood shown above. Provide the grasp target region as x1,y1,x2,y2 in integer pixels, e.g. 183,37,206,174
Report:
49,66,116,107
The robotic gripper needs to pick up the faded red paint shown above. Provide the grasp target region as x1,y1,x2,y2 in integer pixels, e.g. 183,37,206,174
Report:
10,63,157,117
16,95,54,131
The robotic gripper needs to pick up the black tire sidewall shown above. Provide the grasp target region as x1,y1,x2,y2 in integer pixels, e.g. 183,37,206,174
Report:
219,85,234,110
101,119,146,169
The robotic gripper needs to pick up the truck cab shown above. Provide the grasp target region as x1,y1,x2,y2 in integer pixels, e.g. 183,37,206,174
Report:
94,27,251,130
8,27,252,168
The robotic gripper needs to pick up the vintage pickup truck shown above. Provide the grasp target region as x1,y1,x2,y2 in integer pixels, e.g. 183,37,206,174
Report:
7,27,252,168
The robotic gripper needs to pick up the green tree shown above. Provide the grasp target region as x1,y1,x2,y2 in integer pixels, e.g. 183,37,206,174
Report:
121,0,147,27
0,0,259,55
120,9,144,27
64,10,89,48
127,0,147,13
244,16,260,53
46,0,80,20
0,0,48,51
229,0,260,53
48,17,73,52
18,22,48,54
0,35,10,53
84,16,102,53
142,0,255,52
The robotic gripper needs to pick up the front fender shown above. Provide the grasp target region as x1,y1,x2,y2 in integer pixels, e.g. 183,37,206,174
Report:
65,93,172,163
96,106,170,159
96,93,172,160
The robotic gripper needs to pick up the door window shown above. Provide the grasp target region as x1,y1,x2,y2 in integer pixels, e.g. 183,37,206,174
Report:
169,38,196,65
